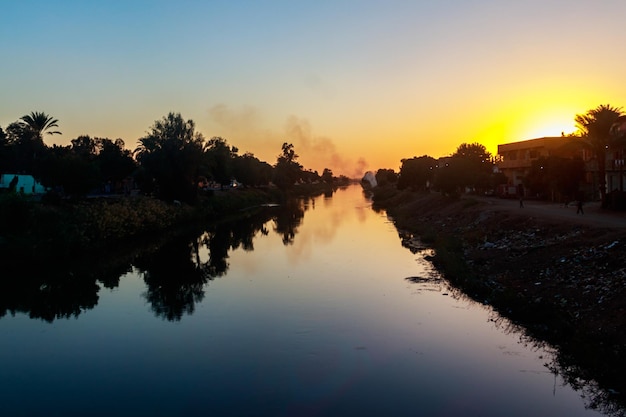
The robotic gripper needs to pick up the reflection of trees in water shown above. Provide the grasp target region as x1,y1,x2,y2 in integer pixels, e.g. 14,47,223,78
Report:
134,233,210,321
0,272,100,322
272,199,306,245
135,199,314,320
0,257,132,322
136,206,283,321
0,198,313,324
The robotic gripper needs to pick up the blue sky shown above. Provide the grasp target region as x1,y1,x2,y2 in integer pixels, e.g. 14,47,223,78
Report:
2,0,626,176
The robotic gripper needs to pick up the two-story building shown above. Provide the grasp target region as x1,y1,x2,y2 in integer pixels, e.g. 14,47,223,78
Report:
497,136,594,198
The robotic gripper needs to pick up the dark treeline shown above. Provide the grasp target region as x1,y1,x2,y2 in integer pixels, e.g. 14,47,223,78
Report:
0,111,350,203
369,104,626,208
370,142,508,196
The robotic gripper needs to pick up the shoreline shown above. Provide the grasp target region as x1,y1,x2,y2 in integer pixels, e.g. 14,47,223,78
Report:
0,184,334,262
370,186,626,408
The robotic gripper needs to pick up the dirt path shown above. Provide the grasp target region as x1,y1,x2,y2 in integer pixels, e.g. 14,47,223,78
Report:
467,196,626,228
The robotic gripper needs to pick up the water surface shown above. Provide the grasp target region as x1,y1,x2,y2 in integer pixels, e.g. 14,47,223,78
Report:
0,185,608,416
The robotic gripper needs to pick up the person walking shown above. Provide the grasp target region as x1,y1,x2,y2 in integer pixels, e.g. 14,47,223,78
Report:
576,200,584,215
517,184,524,208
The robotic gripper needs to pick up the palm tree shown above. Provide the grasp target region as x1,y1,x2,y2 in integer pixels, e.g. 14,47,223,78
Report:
19,111,61,141
574,104,623,207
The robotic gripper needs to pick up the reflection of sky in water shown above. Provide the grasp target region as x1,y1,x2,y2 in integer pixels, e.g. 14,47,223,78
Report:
0,186,604,416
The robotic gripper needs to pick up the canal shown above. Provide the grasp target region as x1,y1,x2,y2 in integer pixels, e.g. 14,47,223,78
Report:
0,185,611,416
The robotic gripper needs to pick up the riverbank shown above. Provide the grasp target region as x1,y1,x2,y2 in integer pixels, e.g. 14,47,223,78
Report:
371,186,626,405
0,184,332,261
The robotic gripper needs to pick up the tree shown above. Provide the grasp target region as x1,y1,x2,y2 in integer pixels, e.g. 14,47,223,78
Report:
0,127,10,170
205,137,237,187
70,135,100,159
574,104,623,207
375,168,398,186
96,138,137,191
273,143,303,191
397,155,436,191
135,113,205,203
232,152,272,187
19,111,61,141
321,168,334,184
525,156,585,202
37,144,101,196
4,121,48,173
433,157,465,196
450,142,494,193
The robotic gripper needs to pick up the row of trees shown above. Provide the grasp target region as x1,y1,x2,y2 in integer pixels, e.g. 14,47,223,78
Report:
380,104,626,205
1,111,348,203
381,142,505,196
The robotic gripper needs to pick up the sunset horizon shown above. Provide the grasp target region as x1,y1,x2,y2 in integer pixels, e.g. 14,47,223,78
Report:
2,1,625,176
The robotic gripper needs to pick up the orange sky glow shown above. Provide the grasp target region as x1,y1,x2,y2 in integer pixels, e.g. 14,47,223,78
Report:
2,1,626,177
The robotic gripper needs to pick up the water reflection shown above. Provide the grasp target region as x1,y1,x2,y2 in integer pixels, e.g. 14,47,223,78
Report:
135,200,313,320
135,233,210,321
2,187,625,416
272,198,306,245
0,199,315,323
0,254,133,322
0,269,100,322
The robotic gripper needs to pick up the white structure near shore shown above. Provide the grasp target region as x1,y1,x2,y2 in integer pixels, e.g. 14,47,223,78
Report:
0,174,46,194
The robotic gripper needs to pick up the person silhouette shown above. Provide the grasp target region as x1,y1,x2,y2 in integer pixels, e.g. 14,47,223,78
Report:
576,200,584,215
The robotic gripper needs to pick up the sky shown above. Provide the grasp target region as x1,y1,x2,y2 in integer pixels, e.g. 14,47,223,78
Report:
2,0,626,177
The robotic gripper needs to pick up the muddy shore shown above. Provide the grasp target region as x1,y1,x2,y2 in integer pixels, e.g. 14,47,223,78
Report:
371,187,626,410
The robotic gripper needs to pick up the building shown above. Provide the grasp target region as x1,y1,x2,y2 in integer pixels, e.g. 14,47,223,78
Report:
496,136,598,199
495,135,626,201
497,137,582,186
0,174,46,194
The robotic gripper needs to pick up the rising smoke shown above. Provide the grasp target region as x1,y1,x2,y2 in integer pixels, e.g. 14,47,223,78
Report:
208,104,368,178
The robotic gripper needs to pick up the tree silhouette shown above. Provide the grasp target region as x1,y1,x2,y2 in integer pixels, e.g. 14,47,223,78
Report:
375,168,398,186
450,142,493,193
205,137,236,187
321,168,334,184
273,142,303,190
232,152,273,187
525,156,585,201
574,104,623,207
433,157,465,196
96,138,136,191
397,156,436,191
135,112,205,202
4,121,49,173
19,111,61,141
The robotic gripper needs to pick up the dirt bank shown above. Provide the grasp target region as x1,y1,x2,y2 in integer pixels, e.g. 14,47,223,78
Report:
372,187,626,407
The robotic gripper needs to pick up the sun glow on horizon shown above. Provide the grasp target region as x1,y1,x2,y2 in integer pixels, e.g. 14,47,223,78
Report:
505,103,584,145
519,119,578,140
